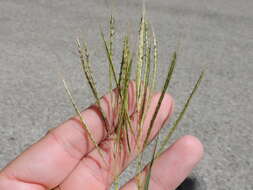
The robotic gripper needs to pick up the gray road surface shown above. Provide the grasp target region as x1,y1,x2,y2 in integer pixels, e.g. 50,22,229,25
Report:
0,0,252,189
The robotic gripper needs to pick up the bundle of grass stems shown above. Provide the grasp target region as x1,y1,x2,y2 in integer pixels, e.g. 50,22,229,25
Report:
62,10,204,190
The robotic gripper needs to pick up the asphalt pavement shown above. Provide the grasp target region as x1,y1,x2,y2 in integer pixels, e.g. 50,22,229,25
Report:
0,0,252,189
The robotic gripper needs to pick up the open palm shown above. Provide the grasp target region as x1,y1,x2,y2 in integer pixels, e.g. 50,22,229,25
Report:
0,82,203,190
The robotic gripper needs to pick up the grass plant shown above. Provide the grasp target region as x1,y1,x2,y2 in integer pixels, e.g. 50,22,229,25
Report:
62,10,204,190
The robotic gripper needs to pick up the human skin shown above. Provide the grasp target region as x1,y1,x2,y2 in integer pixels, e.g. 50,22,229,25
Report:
0,82,203,190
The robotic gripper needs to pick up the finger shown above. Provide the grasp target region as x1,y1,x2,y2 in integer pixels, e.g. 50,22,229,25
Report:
0,81,136,190
121,135,204,190
58,93,173,190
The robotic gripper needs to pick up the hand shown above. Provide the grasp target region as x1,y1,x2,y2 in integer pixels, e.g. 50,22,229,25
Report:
0,82,203,190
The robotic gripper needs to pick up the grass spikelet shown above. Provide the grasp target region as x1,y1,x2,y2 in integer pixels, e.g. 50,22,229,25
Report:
100,28,118,87
136,13,146,118
143,52,177,147
109,15,115,90
76,39,110,132
140,21,151,124
144,138,158,190
158,71,205,155
62,78,106,164
151,29,158,92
